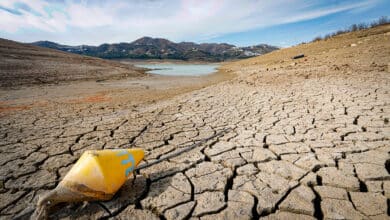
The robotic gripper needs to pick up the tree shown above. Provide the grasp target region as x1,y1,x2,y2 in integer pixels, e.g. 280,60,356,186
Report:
378,16,389,25
357,23,367,30
350,24,358,32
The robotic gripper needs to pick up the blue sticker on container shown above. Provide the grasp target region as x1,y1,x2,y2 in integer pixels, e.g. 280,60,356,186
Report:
117,150,135,177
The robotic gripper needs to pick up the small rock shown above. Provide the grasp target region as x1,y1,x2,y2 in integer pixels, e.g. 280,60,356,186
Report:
292,54,305,59
350,43,357,47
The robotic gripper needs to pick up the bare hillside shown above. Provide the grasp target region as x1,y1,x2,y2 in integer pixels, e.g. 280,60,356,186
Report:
222,24,390,84
0,38,144,87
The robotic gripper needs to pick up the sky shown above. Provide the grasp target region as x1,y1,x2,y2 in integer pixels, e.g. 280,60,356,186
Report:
0,0,389,47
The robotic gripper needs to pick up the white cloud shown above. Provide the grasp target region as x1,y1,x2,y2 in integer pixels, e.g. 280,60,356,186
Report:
66,3,114,28
0,0,381,45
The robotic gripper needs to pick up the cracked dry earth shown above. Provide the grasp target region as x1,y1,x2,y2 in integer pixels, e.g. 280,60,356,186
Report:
1,27,390,219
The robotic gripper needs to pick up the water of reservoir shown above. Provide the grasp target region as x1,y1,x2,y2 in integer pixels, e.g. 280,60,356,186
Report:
135,63,219,76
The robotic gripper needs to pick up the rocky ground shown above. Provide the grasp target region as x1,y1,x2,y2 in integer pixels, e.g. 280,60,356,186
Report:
1,25,389,219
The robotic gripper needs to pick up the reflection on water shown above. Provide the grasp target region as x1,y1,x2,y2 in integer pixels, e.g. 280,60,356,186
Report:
135,63,219,76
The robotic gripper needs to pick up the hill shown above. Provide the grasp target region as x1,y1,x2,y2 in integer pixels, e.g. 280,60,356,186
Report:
0,38,144,87
31,37,279,61
223,24,390,83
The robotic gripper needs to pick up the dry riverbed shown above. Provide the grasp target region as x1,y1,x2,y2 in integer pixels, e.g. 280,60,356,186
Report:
1,25,390,219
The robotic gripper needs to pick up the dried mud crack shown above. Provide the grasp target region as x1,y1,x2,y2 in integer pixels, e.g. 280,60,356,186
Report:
1,25,390,219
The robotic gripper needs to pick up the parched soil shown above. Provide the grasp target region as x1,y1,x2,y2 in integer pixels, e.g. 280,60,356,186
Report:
0,25,390,219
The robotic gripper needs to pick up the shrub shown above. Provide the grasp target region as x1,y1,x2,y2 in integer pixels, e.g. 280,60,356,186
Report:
357,23,367,30
311,16,390,42
350,24,358,32
377,16,389,25
313,36,322,42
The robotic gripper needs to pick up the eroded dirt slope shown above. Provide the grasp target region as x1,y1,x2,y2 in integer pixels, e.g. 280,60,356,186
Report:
0,25,389,219
0,38,144,87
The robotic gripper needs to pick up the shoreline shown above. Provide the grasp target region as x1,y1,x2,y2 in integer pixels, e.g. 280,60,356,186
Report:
116,58,225,65
0,64,235,115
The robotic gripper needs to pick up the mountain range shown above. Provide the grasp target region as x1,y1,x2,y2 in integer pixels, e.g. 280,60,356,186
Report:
31,37,279,61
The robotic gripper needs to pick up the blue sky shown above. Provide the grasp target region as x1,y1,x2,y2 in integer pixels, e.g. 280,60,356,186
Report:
0,0,389,47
